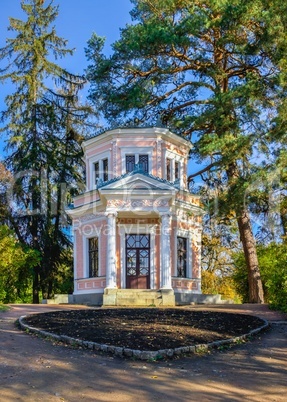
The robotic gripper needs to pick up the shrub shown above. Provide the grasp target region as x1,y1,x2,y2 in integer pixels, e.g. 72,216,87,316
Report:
233,242,287,312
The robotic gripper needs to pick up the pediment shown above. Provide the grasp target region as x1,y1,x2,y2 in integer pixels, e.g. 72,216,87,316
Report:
99,173,177,192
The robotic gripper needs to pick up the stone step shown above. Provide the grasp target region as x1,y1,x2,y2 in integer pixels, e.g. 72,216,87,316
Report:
116,297,162,307
103,288,175,307
113,290,163,306
116,289,161,293
116,291,161,300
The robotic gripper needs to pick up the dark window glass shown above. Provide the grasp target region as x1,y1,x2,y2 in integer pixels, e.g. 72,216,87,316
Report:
166,158,171,181
94,161,100,183
175,161,179,180
177,237,187,278
103,158,108,182
126,155,135,173
89,237,99,277
126,234,150,277
139,154,149,173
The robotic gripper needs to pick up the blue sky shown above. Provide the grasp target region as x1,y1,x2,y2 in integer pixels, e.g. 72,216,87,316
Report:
0,0,133,74
0,0,201,180
0,0,133,155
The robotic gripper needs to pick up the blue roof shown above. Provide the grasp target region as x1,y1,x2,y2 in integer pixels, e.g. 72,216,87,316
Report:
97,164,181,190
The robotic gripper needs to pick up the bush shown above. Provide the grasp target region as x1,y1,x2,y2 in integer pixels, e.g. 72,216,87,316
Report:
202,270,242,302
233,242,287,312
0,225,40,303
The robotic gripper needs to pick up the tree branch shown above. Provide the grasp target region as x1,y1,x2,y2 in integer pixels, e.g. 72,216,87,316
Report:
188,161,219,181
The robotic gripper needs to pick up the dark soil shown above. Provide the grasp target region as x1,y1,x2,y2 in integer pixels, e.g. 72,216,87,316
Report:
23,308,266,351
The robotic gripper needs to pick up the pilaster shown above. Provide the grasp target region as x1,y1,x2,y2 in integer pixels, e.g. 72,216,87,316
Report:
160,213,172,289
105,212,118,288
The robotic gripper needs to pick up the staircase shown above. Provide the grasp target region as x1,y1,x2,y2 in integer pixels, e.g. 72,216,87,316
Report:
103,288,175,307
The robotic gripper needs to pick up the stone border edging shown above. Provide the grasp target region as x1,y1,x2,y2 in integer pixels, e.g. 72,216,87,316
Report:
18,315,269,361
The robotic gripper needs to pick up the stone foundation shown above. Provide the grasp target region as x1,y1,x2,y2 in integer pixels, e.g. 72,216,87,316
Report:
175,292,223,305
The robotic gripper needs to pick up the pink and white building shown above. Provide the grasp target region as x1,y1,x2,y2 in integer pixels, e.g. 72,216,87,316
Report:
67,127,203,306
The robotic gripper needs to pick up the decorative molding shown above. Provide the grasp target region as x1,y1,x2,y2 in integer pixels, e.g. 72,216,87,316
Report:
77,213,102,223
105,211,118,218
106,199,125,208
117,218,159,224
106,199,169,209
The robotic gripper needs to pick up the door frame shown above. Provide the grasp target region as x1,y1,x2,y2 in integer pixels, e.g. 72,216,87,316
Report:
125,234,151,289
118,223,157,289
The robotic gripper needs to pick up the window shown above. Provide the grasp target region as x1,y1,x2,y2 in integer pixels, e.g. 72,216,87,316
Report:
126,155,135,173
165,157,181,183
177,237,187,278
88,237,99,277
103,158,108,182
126,154,149,173
166,158,171,181
139,154,149,173
175,161,179,180
94,161,99,181
93,157,109,185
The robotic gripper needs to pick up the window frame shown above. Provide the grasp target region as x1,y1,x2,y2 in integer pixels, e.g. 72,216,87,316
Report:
89,152,110,189
174,161,179,180
125,153,149,173
164,150,184,186
173,229,192,278
121,147,153,175
176,236,187,278
102,158,109,182
88,237,99,278
83,233,102,279
126,154,136,173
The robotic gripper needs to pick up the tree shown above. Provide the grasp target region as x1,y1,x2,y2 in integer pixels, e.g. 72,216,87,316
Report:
0,225,40,303
0,163,12,223
233,241,287,312
0,0,92,302
86,0,287,303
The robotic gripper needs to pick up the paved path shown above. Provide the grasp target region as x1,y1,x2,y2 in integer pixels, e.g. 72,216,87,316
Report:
0,304,287,402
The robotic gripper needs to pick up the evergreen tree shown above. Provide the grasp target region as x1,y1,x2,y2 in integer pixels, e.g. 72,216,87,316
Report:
0,0,92,302
86,0,287,303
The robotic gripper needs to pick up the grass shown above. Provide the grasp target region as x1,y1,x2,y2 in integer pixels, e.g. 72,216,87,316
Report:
0,304,10,312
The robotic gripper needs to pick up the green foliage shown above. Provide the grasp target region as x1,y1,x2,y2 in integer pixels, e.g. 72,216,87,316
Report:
233,242,287,312
85,0,287,302
0,225,40,303
87,0,287,143
202,269,242,302
49,248,74,296
0,0,93,302
201,217,242,302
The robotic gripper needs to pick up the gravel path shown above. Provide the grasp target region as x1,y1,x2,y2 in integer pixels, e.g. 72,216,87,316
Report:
0,303,286,402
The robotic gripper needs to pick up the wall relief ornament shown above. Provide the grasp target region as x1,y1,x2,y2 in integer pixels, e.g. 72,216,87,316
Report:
106,199,169,209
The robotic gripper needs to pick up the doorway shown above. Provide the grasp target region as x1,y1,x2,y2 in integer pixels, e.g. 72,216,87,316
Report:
126,234,150,289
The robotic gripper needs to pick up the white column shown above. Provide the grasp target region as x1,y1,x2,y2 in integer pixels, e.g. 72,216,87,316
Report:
160,213,172,289
73,227,78,294
105,212,117,288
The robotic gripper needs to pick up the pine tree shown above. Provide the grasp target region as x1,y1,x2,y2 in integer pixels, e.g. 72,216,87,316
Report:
0,0,92,302
86,0,287,303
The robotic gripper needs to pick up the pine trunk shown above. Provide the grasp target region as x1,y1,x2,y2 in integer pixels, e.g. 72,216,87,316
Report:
237,209,264,303
226,162,264,303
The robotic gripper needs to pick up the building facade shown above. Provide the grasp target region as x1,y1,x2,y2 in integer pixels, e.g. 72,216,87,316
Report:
67,127,203,306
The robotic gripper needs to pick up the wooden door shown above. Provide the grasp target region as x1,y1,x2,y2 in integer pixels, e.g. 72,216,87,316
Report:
126,234,150,289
